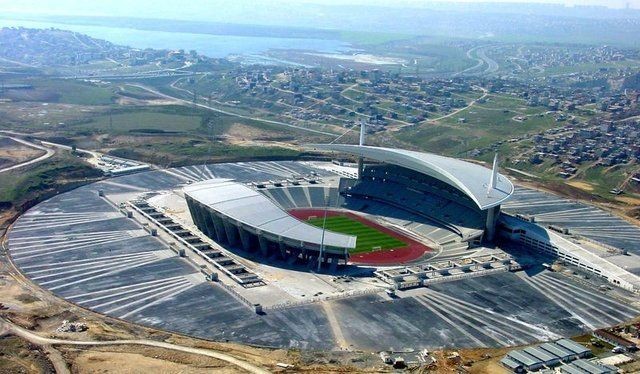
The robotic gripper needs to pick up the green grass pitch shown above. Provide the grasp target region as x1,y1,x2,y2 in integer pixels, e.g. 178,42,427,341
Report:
306,215,407,254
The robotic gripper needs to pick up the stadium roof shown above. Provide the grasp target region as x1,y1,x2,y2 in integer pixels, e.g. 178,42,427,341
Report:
310,144,514,210
183,179,357,249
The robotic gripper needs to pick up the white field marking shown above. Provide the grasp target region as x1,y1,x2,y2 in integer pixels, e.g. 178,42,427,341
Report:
10,217,122,232
182,166,207,181
77,278,190,305
536,275,638,318
161,168,192,182
11,236,131,257
100,180,149,192
35,254,158,282
13,231,150,259
13,217,107,229
576,226,640,231
532,207,594,217
412,295,487,347
249,162,287,176
528,276,611,327
426,290,560,340
8,230,129,243
236,162,287,177
26,253,154,274
518,273,596,330
10,233,124,251
47,257,164,291
268,161,300,175
172,167,199,180
502,198,568,206
29,252,156,276
202,165,216,179
18,211,121,222
66,275,187,300
19,251,157,270
119,283,198,319
91,279,192,310
193,165,214,179
186,165,207,180
426,295,511,346
12,236,146,261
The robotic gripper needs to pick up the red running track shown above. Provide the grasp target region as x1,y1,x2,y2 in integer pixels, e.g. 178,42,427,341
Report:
289,208,432,266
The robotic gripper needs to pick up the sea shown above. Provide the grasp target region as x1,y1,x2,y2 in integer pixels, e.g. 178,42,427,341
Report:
0,18,352,58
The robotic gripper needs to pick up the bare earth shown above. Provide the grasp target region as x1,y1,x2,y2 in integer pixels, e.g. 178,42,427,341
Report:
0,137,46,169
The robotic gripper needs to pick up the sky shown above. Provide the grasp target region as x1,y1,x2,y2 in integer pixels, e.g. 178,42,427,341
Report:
0,0,639,16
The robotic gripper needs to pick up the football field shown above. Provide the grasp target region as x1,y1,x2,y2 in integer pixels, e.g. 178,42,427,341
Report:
306,215,407,254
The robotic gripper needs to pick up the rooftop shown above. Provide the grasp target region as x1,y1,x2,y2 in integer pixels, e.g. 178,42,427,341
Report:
184,179,357,249
310,144,514,210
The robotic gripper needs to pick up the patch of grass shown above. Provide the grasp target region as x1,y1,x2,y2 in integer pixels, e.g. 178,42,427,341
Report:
306,215,407,254
27,79,115,105
78,110,203,133
108,140,301,167
396,95,563,156
0,152,102,218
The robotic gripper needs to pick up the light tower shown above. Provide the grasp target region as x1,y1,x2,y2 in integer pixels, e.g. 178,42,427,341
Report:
485,153,500,241
358,120,366,178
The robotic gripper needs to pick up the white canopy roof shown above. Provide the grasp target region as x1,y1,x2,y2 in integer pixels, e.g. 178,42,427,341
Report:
184,179,357,249
311,144,514,210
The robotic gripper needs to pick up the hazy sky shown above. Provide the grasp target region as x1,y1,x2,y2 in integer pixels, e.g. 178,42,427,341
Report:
0,0,638,17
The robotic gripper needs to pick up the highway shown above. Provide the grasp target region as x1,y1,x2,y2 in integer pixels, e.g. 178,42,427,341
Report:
0,318,271,374
454,45,499,76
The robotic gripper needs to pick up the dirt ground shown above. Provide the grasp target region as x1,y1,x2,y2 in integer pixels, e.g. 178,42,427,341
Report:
63,346,245,374
566,180,595,191
0,137,45,169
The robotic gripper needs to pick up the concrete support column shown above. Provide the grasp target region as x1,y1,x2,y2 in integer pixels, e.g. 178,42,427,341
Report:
485,206,500,242
223,220,239,246
357,158,364,179
258,235,269,256
278,239,286,259
238,226,252,250
211,214,227,243
195,205,213,238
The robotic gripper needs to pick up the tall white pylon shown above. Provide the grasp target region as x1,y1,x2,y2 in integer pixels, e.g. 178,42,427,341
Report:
359,120,366,146
487,153,499,196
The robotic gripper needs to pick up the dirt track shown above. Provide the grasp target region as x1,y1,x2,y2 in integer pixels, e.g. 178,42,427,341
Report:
0,318,271,374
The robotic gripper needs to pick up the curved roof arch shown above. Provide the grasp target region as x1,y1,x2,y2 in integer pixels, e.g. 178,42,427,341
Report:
310,144,514,210
184,179,357,249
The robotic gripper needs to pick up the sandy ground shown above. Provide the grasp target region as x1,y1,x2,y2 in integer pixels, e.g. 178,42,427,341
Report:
65,346,244,374
566,180,595,191
616,195,640,205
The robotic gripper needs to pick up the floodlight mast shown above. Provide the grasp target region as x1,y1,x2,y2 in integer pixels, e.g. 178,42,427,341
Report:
358,120,366,178
317,196,329,272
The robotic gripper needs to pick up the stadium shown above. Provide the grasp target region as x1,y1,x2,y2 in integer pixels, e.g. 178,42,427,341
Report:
5,134,640,354
183,142,512,269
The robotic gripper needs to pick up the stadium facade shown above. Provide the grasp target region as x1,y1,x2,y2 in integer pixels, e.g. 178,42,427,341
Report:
185,144,514,264
185,179,357,264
